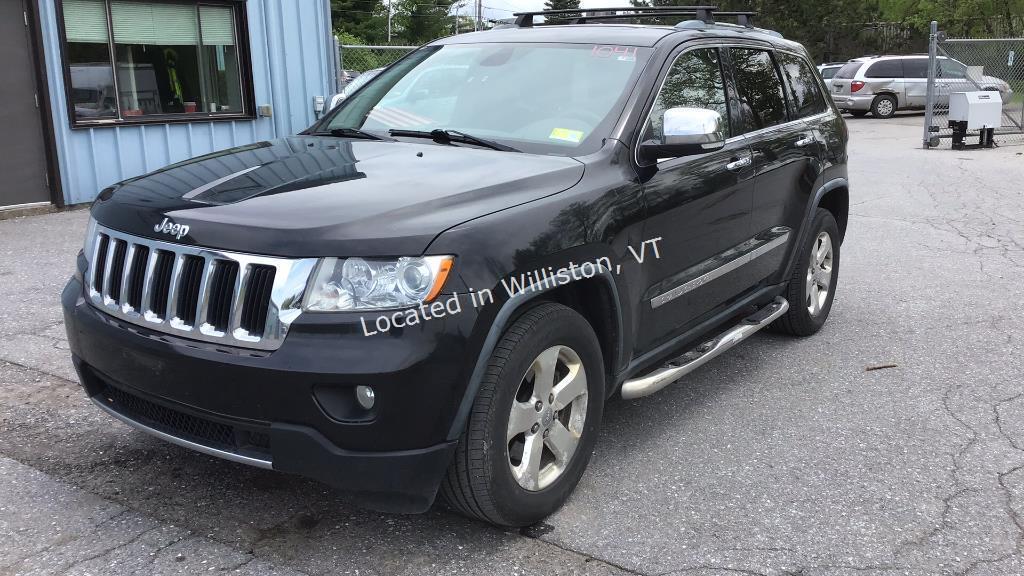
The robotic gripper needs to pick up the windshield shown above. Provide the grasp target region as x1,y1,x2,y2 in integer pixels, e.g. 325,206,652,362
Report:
315,43,652,156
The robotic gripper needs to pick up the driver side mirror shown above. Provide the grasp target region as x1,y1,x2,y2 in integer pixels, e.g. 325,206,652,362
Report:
639,107,726,161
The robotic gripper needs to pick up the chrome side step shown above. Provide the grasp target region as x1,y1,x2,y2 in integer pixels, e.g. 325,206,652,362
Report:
620,296,789,400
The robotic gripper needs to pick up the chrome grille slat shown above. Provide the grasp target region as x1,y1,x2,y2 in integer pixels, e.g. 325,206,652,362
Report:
195,257,216,332
101,237,119,302
228,264,251,336
83,223,316,351
139,249,159,321
118,243,137,312
165,252,186,324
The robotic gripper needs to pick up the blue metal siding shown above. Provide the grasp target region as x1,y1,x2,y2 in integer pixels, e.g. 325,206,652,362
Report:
37,0,334,205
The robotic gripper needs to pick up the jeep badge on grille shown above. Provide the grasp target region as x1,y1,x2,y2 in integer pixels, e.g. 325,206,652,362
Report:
154,217,190,240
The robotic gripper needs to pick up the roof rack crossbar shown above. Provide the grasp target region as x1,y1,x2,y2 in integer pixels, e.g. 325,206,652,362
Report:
512,5,718,27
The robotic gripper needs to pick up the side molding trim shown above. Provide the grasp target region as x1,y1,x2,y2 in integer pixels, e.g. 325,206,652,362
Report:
650,227,790,309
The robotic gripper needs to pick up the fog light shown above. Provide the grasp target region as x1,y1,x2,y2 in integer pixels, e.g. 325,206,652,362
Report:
355,385,375,410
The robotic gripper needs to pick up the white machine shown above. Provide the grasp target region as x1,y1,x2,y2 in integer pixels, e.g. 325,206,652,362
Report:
948,91,1003,149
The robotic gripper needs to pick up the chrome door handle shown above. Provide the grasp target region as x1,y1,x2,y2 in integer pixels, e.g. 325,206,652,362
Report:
726,157,751,171
795,136,814,147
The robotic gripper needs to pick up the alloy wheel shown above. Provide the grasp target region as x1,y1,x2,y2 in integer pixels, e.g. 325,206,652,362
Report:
876,98,894,117
806,231,834,316
506,345,589,491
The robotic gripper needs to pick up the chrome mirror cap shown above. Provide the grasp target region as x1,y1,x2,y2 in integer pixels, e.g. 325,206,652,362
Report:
662,107,725,147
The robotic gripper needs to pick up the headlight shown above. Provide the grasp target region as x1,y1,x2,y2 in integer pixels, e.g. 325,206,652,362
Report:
302,255,454,312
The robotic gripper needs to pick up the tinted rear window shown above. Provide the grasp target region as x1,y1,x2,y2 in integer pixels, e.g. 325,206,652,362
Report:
820,66,839,79
834,62,863,79
866,59,904,78
778,52,827,118
730,48,789,133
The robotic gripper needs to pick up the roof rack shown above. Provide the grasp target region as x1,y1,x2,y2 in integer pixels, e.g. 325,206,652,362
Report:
511,5,758,28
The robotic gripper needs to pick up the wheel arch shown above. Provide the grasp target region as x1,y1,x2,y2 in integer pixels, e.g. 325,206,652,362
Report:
446,266,623,441
818,184,849,242
872,91,900,109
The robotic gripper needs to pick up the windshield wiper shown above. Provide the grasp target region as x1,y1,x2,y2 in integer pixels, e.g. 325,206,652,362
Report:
389,128,520,152
311,127,390,141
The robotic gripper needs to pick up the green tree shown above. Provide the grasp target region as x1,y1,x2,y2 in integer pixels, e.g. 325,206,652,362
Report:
332,0,390,44
544,0,582,11
393,0,458,44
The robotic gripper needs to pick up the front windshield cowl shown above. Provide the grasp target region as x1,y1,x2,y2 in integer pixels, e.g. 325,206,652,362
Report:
316,42,653,157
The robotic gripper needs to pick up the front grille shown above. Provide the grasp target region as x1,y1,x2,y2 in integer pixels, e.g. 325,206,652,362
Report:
95,380,271,459
84,222,316,351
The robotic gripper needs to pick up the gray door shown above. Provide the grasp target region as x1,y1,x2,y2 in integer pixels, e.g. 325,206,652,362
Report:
0,0,53,208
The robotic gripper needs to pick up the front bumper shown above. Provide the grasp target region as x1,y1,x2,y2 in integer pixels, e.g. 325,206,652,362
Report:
833,94,875,111
62,276,480,512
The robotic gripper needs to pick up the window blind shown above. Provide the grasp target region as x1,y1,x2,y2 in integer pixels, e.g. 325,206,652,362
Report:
200,6,236,46
63,0,109,43
110,1,199,46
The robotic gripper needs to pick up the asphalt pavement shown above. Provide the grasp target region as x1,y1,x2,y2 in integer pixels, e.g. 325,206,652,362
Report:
1,114,1023,576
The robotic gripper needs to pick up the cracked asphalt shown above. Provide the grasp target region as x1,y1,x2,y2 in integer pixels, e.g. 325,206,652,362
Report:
1,115,1023,576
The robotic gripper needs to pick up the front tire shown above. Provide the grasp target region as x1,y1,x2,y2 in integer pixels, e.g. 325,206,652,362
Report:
441,302,604,527
871,94,897,118
771,208,841,336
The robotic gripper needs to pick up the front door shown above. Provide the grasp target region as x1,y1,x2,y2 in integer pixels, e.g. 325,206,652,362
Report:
636,45,754,354
0,0,53,209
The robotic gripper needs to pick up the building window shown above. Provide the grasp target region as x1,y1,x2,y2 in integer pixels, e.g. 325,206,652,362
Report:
59,0,252,126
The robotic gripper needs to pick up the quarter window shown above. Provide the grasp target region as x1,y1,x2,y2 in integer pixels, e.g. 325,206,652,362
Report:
865,59,904,78
60,0,251,125
777,52,827,118
939,59,967,78
730,48,788,133
642,48,729,144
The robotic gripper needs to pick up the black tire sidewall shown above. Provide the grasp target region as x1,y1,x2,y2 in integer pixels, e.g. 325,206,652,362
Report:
791,209,841,333
480,305,604,525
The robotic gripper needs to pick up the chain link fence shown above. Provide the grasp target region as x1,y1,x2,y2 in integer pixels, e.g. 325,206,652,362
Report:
924,24,1024,148
339,45,416,85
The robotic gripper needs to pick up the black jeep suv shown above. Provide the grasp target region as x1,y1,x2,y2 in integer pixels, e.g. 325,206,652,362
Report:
62,7,849,527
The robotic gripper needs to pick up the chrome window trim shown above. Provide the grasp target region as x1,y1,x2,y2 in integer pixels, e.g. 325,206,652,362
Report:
724,110,832,144
651,227,791,309
84,221,316,351
91,396,273,469
634,42,835,162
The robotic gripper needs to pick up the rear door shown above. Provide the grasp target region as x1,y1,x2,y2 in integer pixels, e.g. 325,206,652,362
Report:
0,0,53,208
727,47,813,280
903,57,929,107
635,44,755,354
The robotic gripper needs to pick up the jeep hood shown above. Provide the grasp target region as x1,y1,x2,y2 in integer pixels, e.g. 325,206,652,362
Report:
91,136,585,257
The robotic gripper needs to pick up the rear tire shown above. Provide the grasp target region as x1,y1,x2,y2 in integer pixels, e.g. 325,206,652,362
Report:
871,95,897,118
771,208,840,336
441,302,604,527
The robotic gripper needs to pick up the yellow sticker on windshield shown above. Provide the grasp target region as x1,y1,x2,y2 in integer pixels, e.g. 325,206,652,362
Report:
549,128,584,143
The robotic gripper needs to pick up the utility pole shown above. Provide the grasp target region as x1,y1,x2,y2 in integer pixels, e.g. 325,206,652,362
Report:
387,0,393,43
475,0,482,31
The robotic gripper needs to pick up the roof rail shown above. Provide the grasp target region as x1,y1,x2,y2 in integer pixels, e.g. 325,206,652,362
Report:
512,5,722,27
